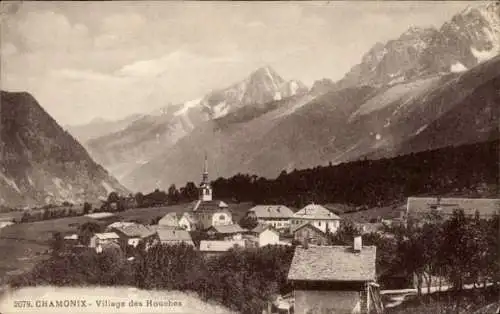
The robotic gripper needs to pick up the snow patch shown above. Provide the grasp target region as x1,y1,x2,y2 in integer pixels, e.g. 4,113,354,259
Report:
101,181,115,194
450,62,468,73
415,124,428,135
375,134,382,140
0,172,20,193
471,46,499,63
52,177,63,190
273,92,282,101
289,81,299,95
212,101,230,119
27,176,34,186
265,67,280,90
174,97,202,116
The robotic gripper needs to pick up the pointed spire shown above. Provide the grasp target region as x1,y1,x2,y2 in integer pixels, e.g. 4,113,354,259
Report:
204,151,208,175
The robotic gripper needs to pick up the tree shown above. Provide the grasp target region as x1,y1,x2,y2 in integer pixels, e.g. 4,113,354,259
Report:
181,182,199,201
168,184,180,204
83,202,91,214
50,232,64,256
135,192,144,208
239,214,258,230
78,222,102,245
107,192,120,203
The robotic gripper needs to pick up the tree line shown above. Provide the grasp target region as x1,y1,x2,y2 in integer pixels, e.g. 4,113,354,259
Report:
209,140,498,208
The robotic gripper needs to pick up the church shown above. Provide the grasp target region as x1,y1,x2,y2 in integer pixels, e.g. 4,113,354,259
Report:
190,155,233,230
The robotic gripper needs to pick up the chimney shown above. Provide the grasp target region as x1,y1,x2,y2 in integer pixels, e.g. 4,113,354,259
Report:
353,236,362,252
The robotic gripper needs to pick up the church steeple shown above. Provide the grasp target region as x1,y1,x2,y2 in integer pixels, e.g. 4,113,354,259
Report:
199,152,212,201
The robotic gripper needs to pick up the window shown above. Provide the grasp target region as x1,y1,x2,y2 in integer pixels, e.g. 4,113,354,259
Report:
219,215,225,220
318,221,322,227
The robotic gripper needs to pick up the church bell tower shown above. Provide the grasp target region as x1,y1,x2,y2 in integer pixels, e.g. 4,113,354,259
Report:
199,153,212,201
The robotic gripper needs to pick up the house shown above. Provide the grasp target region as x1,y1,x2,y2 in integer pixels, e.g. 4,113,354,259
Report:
287,238,383,314
190,155,233,229
206,224,247,240
89,232,120,253
405,197,500,221
108,222,157,248
158,212,180,229
178,212,199,231
246,205,294,230
251,224,280,247
291,222,330,246
291,203,341,234
157,228,194,247
63,234,79,248
199,240,245,258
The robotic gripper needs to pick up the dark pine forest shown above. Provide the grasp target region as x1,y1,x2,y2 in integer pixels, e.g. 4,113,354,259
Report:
210,140,499,208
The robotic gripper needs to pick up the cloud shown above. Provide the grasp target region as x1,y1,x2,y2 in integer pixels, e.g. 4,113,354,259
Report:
0,42,17,57
16,11,89,51
50,68,121,82
117,50,243,78
94,13,147,49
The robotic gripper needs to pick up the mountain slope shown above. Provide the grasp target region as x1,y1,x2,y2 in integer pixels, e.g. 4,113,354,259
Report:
0,91,128,207
86,66,307,181
125,55,499,192
339,2,499,88
65,114,143,144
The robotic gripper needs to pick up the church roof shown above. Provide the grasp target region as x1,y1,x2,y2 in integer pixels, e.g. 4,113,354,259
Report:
192,200,229,212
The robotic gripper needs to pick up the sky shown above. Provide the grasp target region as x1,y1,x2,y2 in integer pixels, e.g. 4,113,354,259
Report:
0,1,477,126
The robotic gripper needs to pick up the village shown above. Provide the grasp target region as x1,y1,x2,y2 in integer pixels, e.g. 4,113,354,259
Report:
1,157,498,314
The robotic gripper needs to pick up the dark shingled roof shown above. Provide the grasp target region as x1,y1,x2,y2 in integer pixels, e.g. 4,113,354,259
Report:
287,246,377,282
248,205,294,219
209,224,247,234
157,229,194,246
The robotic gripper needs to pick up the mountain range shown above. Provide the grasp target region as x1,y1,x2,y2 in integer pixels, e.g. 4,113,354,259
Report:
84,66,308,180
0,91,128,208
120,3,499,191
2,3,498,206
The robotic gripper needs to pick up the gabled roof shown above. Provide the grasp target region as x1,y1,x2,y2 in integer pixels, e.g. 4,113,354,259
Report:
290,222,327,235
248,205,294,219
294,204,340,220
112,223,156,238
63,234,78,240
287,246,377,282
158,212,180,227
179,212,198,224
406,197,500,217
157,229,194,246
94,232,120,240
107,221,136,229
199,240,245,252
208,224,247,234
252,224,278,235
192,200,229,212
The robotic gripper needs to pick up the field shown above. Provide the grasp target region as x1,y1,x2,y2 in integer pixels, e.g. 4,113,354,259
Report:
0,202,254,281
340,203,405,223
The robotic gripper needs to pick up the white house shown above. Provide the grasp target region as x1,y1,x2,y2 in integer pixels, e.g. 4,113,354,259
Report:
291,204,341,234
246,205,294,230
251,224,280,247
89,232,120,253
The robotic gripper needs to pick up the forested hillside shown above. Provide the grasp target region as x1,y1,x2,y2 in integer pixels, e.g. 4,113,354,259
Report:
211,140,499,208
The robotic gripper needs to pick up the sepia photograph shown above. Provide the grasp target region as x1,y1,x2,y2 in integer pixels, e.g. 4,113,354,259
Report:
0,1,499,313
